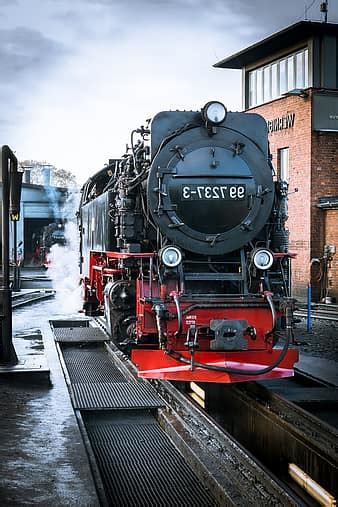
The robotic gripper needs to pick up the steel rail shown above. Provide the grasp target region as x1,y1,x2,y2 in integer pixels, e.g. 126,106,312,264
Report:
12,291,55,309
294,309,338,322
201,380,338,502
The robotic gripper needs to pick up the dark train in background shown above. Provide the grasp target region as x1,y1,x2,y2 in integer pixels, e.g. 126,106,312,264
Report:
79,101,298,383
30,222,66,268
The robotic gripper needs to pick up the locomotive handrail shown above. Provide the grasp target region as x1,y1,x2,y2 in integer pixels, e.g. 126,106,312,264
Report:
92,266,121,274
184,273,245,281
104,251,156,259
180,301,270,315
173,174,253,179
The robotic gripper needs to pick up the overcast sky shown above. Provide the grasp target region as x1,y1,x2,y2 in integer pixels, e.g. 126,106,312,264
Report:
1,0,337,183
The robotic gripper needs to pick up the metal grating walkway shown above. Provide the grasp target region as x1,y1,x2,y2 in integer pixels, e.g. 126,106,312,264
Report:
71,382,163,410
62,346,163,410
84,412,215,507
62,347,127,383
53,322,216,506
54,327,108,342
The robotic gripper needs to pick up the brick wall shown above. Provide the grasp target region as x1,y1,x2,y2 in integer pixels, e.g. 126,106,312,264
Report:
324,210,338,302
311,132,338,300
249,94,313,298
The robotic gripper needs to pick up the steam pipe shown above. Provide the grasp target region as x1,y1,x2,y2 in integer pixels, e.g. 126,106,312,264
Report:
265,292,277,336
173,295,182,336
153,302,167,348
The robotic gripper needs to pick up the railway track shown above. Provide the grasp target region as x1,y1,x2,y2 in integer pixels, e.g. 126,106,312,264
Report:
294,303,338,322
51,318,302,506
194,376,338,505
12,289,55,308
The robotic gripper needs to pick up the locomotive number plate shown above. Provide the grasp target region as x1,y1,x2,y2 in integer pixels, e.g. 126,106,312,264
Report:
181,185,246,200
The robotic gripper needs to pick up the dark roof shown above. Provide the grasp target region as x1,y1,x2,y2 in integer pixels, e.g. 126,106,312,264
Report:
214,21,338,69
21,182,68,192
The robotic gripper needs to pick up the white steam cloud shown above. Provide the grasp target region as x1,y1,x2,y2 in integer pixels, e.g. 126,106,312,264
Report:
47,192,82,314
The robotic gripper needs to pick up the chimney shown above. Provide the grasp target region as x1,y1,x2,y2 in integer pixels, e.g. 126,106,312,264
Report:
23,169,31,184
42,166,52,187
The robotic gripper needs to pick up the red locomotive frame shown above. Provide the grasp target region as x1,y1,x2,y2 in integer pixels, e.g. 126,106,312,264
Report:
83,250,298,383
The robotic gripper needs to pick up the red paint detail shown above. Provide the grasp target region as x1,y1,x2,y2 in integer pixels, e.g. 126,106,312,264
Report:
137,294,274,351
83,249,299,384
89,252,106,304
85,251,155,308
92,266,121,274
131,348,299,383
105,251,155,259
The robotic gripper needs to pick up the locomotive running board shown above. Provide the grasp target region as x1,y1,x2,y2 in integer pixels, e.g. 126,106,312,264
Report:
131,349,299,383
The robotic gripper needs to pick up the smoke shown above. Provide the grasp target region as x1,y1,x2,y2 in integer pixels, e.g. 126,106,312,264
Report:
44,185,60,219
47,191,82,314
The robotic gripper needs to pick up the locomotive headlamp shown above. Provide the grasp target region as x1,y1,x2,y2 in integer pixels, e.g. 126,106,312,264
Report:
160,246,182,268
252,248,274,270
203,101,227,125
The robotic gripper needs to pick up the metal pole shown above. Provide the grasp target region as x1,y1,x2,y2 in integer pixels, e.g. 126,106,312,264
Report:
0,145,18,364
307,283,312,332
13,220,20,291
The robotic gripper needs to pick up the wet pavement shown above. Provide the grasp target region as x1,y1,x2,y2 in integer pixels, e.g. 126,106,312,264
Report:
0,329,50,381
0,300,99,506
293,317,338,361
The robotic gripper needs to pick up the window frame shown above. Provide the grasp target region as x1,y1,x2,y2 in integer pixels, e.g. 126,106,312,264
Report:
248,47,309,108
278,147,289,182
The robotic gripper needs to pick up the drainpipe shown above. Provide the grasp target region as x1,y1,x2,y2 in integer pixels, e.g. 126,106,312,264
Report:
307,283,312,332
308,258,320,333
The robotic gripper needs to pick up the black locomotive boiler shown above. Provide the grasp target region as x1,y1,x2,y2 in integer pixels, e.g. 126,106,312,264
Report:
79,101,298,383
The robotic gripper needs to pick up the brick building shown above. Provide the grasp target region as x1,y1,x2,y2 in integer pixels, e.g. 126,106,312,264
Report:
215,21,338,301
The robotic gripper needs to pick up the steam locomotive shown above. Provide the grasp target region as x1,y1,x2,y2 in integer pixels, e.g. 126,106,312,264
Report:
79,101,298,383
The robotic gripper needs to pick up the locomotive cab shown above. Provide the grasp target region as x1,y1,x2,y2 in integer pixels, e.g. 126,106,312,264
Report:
79,101,298,383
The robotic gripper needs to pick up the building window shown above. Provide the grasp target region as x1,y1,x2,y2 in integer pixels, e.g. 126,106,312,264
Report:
287,55,295,90
256,68,263,104
279,58,287,95
271,62,278,97
249,71,256,108
263,66,271,102
278,148,289,182
248,48,308,107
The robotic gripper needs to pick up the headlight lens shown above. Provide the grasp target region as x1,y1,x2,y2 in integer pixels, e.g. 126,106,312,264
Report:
160,246,182,268
253,249,274,270
203,101,227,124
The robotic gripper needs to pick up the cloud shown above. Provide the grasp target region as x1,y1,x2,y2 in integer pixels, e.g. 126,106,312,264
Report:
14,14,242,179
0,0,337,182
0,23,68,138
0,27,66,84
233,0,338,30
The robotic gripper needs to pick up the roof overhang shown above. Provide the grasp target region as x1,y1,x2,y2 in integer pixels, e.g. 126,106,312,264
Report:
214,21,338,69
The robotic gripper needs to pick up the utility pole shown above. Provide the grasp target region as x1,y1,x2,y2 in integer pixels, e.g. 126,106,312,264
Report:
320,1,328,23
0,145,22,364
